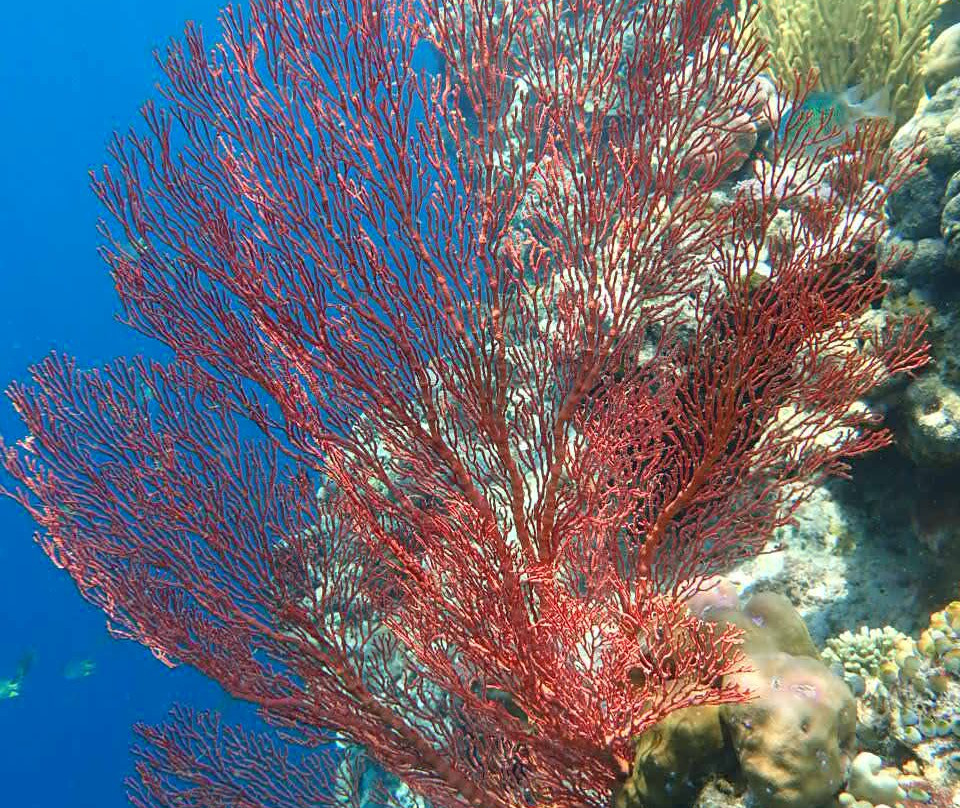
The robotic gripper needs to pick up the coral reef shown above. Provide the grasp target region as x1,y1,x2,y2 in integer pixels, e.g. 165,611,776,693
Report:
875,75,960,572
845,751,907,805
925,23,960,96
823,626,917,690
617,587,855,808
903,376,960,465
618,595,960,808
613,705,730,808
736,0,942,125
723,651,857,808
813,602,960,806
721,478,940,644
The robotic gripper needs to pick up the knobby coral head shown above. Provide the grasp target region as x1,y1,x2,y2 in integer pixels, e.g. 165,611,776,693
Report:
0,0,928,806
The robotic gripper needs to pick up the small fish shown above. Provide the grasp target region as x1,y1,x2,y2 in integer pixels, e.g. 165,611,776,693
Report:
63,658,97,680
778,83,894,148
0,650,35,700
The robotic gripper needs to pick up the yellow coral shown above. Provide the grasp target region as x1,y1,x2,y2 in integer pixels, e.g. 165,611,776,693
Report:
945,600,960,631
736,0,945,126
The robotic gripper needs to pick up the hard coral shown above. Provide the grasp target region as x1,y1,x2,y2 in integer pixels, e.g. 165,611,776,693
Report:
618,588,856,808
736,0,943,126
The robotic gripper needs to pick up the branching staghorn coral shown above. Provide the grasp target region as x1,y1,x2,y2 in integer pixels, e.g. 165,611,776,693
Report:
737,0,944,125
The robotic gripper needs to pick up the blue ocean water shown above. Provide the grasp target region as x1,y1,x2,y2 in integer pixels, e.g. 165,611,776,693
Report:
0,2,240,805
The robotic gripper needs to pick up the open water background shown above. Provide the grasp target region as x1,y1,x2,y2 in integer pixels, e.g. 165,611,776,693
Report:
0,2,240,804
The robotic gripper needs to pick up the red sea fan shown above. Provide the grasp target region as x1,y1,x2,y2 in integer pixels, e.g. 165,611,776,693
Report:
0,0,927,806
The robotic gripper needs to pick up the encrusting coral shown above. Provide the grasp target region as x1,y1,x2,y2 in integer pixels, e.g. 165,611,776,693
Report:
616,584,856,808
735,0,944,126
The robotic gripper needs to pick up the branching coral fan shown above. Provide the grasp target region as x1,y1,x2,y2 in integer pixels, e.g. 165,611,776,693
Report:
0,0,928,805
